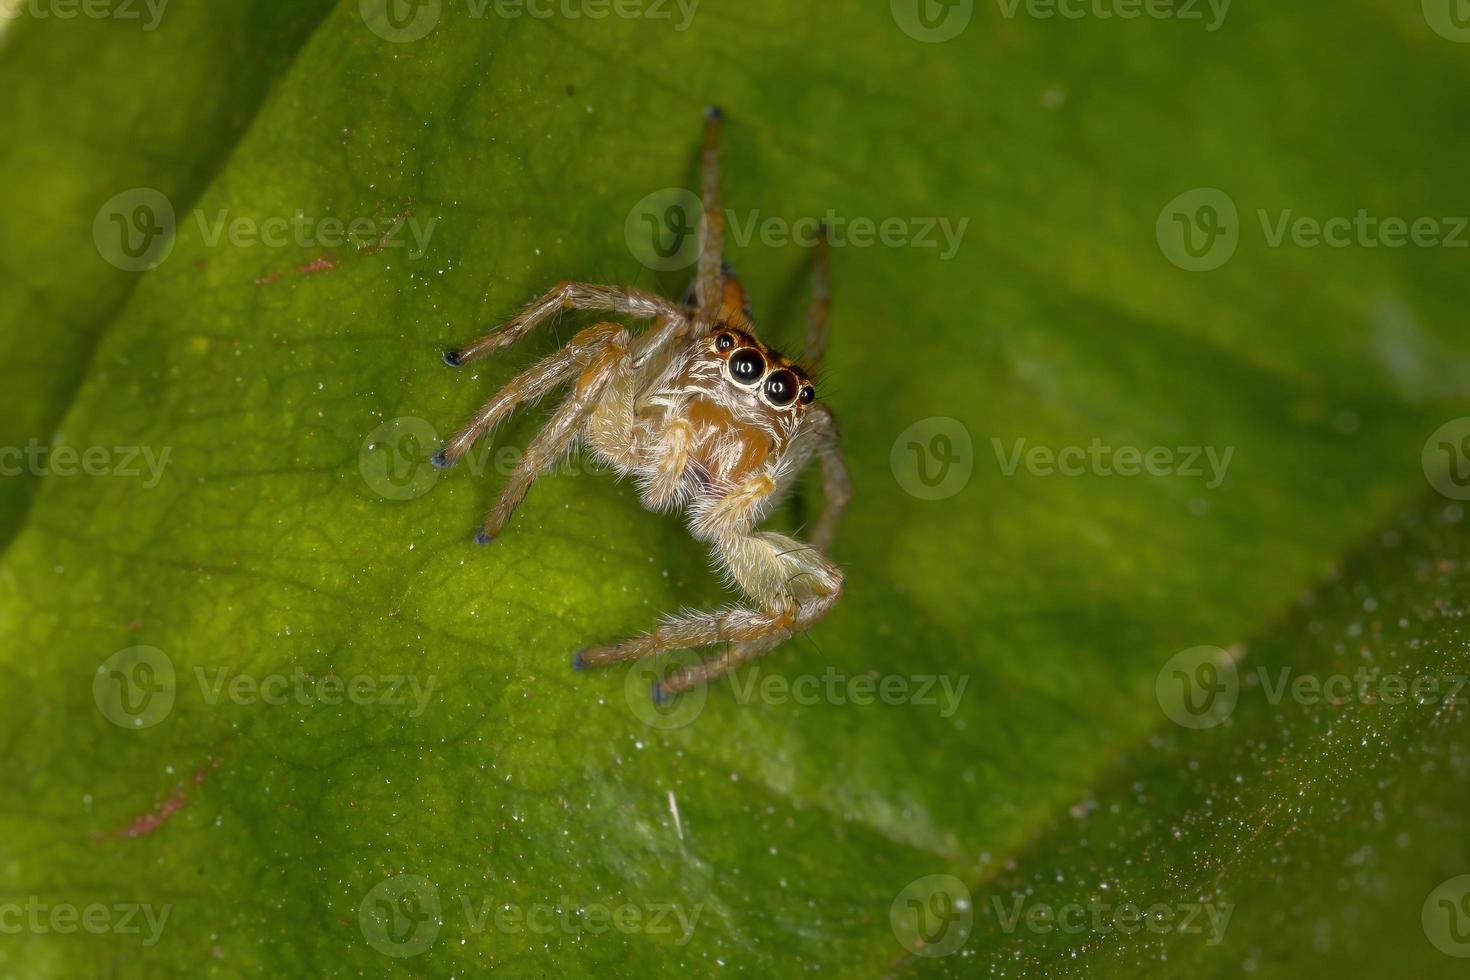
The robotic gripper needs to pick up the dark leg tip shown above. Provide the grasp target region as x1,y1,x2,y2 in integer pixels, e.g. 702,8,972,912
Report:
442,349,463,367
705,105,723,121
571,649,587,671
474,530,494,546
651,679,674,706
430,450,452,469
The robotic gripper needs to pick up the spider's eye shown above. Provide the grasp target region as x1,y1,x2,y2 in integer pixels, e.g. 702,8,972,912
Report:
715,333,735,352
764,369,799,407
799,385,815,405
728,348,765,385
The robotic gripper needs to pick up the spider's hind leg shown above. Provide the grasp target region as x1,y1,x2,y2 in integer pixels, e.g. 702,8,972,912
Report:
574,529,843,696
804,224,832,372
693,106,728,329
444,281,682,367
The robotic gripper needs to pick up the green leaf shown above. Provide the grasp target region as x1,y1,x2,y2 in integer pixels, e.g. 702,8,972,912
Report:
0,0,337,543
1,1,1468,976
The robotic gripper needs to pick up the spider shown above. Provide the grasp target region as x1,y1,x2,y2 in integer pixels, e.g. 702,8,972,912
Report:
432,107,850,703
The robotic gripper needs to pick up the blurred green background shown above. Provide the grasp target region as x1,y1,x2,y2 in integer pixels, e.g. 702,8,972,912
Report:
1,0,1469,976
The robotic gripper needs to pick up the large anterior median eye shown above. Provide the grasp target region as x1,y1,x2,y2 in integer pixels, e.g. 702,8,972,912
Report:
728,348,765,385
763,369,799,407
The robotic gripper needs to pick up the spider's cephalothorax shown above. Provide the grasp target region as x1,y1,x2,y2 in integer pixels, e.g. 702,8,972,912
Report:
434,108,850,701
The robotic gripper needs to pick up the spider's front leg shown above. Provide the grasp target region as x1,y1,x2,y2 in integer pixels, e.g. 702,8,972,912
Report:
474,324,636,544
435,321,629,468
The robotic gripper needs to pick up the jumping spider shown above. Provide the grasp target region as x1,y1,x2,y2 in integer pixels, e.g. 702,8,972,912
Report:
434,108,850,702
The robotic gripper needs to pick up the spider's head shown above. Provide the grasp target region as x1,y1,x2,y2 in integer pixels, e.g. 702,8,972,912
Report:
707,328,816,422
